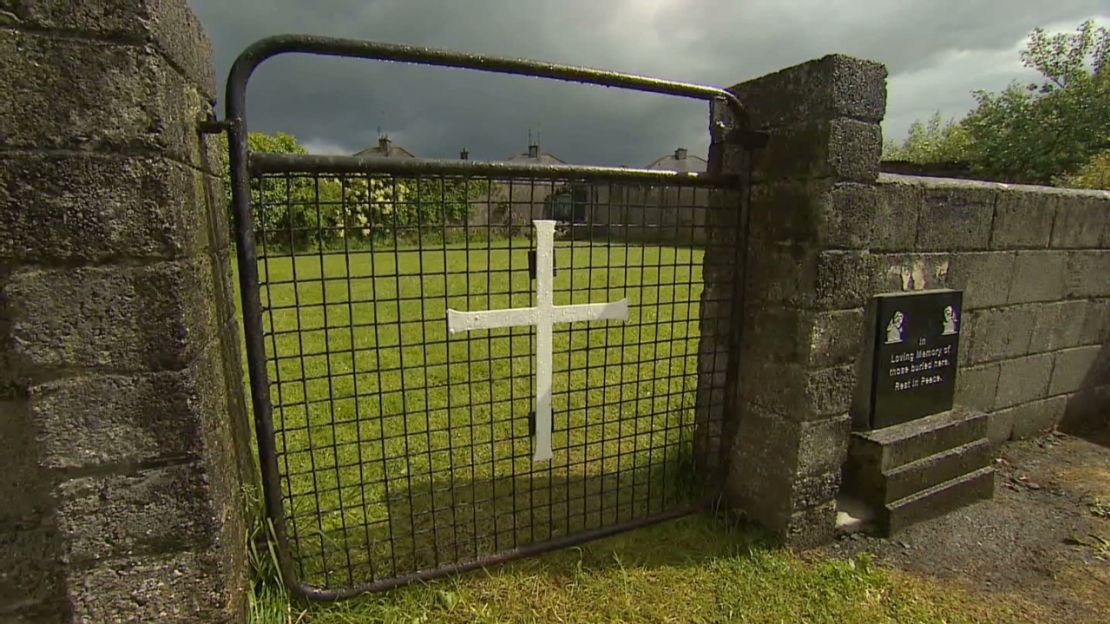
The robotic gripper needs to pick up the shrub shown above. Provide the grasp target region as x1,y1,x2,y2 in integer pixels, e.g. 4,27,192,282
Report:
1056,149,1110,190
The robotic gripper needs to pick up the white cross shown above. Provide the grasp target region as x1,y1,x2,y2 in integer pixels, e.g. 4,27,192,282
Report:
446,220,630,461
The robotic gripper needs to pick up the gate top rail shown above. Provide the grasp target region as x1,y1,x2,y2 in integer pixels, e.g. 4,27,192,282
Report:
225,34,750,132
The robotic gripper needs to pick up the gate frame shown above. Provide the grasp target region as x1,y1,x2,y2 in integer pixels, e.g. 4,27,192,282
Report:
224,34,763,600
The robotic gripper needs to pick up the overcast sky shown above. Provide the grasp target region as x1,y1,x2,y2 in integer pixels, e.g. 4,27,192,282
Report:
187,0,1110,166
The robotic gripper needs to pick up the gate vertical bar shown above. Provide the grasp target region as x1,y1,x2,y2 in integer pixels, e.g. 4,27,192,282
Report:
225,58,297,589
692,96,754,498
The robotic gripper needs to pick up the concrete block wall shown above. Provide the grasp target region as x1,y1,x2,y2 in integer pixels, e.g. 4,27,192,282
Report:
470,182,711,246
717,53,1109,547
576,184,711,246
0,1,253,622
865,176,1110,443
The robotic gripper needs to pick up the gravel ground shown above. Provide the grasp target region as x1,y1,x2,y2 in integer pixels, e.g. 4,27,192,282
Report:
816,428,1110,623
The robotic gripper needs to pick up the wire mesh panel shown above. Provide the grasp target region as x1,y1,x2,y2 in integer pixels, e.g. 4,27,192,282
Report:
249,168,740,594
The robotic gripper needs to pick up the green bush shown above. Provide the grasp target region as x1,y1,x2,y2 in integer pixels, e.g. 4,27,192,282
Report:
216,131,482,250
340,177,476,244
1056,149,1110,190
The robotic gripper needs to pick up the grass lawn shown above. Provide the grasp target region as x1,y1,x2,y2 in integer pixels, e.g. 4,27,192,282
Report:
250,513,1035,624
244,236,1035,623
253,237,722,592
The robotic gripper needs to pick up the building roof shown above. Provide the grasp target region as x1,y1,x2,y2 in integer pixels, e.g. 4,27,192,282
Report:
353,136,417,159
506,143,565,165
646,147,707,173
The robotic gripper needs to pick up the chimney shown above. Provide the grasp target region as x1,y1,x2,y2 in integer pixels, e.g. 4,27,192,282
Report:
527,143,539,159
674,147,688,160
459,148,469,160
378,135,391,152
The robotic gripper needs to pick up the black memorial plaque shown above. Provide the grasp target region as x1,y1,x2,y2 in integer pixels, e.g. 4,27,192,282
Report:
869,290,963,428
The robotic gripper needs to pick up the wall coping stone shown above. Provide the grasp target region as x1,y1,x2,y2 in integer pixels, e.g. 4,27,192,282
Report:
879,173,1110,200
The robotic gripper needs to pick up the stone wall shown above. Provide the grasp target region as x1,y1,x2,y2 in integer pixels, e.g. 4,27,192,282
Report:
717,53,1109,547
0,1,253,622
867,175,1110,441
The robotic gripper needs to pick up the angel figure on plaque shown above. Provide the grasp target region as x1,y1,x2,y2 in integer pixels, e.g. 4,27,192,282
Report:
885,310,905,344
942,305,959,335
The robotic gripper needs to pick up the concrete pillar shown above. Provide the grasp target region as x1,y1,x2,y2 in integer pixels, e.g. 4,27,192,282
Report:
720,55,888,546
1,1,252,621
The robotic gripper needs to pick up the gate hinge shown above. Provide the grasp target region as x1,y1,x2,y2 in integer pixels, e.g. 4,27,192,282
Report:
528,410,536,436
710,95,770,150
528,251,558,280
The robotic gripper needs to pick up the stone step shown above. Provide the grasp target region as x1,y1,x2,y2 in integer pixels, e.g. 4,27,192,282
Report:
850,406,988,472
881,466,995,535
881,438,993,503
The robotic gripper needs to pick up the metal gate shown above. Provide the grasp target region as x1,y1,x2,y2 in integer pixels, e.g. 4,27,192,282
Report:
225,36,757,599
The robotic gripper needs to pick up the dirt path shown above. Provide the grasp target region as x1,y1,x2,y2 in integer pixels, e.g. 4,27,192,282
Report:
818,429,1110,623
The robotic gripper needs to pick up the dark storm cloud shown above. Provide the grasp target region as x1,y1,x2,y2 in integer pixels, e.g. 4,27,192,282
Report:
188,0,1109,165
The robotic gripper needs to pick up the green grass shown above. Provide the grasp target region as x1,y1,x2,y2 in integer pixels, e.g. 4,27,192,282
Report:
249,514,1036,624
256,238,715,591
245,237,1039,623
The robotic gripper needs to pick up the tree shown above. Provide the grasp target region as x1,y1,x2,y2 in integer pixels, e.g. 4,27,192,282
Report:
962,20,1110,183
886,21,1110,184
883,111,972,164
1021,20,1109,90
